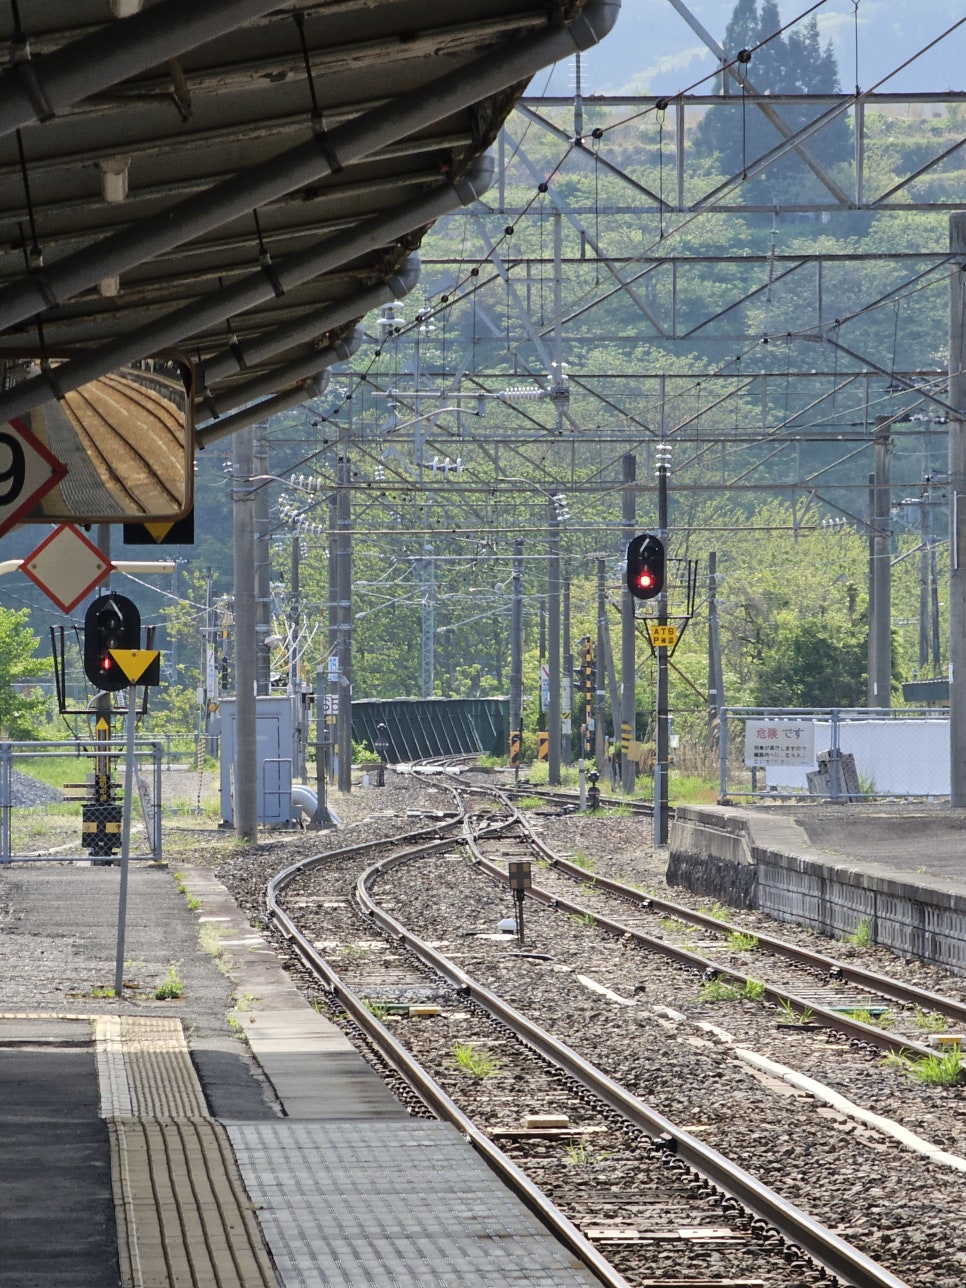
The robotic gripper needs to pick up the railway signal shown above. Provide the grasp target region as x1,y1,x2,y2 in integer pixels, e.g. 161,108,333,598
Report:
84,593,141,691
626,532,665,600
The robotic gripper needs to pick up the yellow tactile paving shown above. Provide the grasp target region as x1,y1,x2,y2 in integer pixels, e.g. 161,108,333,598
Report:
110,1119,277,1288
90,1014,277,1287
95,1015,210,1119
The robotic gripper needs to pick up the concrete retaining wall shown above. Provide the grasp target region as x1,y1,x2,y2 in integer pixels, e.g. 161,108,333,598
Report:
667,805,966,977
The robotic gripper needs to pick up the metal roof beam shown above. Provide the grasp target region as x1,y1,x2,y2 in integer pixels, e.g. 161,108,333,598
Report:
0,160,491,423
199,254,420,385
0,0,619,330
195,375,331,449
198,327,363,430
0,0,285,134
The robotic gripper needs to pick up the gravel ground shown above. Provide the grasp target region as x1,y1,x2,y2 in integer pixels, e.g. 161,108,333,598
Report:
205,776,966,1288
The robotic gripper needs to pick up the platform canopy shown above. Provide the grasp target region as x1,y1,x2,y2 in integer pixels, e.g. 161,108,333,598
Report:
0,0,617,521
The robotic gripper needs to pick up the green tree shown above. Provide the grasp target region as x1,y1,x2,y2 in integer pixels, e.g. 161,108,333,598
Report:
753,613,867,708
0,606,51,737
693,2,850,205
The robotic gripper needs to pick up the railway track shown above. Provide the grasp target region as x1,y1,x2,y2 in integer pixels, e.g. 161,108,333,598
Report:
244,783,966,1288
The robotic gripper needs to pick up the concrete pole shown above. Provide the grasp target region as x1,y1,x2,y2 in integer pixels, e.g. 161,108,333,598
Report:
509,539,523,775
620,453,637,793
655,462,670,846
867,473,876,706
336,430,353,794
547,497,562,787
948,212,966,804
871,417,892,708
708,551,724,741
232,426,258,841
327,493,338,786
562,566,572,765
919,490,930,672
253,427,272,695
595,558,608,773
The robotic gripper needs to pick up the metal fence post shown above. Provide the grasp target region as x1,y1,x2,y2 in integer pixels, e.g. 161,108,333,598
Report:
1,742,10,863
152,740,163,859
719,707,728,800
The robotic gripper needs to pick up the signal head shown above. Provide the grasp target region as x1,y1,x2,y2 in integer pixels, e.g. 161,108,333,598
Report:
626,533,665,601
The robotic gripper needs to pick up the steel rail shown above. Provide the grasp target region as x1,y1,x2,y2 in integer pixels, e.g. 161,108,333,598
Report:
467,781,966,1039
264,826,632,1288
543,851,966,1031
480,846,941,1062
355,843,911,1288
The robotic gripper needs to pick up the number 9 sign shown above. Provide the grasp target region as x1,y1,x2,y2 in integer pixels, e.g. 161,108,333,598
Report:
0,418,68,537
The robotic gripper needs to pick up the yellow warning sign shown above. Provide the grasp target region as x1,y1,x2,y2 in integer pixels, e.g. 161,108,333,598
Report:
142,520,176,542
648,624,678,649
108,648,161,684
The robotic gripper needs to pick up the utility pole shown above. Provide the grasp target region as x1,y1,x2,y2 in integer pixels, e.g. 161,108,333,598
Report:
326,489,338,786
871,416,892,708
547,495,562,787
253,425,272,695
420,544,435,698
562,565,572,765
655,450,670,847
949,211,966,805
336,422,352,794
232,425,258,842
290,534,304,779
620,453,637,794
919,487,931,672
708,551,724,741
595,558,608,773
509,538,523,778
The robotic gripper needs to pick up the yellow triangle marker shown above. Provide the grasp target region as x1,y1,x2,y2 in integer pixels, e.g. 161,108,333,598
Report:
95,716,110,733
109,649,160,683
143,521,174,542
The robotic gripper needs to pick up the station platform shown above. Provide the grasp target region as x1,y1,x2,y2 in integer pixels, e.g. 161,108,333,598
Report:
668,802,966,976
0,858,601,1288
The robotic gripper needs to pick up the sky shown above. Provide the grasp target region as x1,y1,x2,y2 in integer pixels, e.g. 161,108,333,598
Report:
538,1,966,98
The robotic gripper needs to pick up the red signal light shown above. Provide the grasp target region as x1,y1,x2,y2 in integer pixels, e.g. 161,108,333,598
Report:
626,533,665,601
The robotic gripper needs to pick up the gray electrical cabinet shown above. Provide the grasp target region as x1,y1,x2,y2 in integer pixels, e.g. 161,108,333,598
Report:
217,696,294,825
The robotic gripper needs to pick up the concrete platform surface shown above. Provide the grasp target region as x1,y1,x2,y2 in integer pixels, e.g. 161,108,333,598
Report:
0,859,601,1287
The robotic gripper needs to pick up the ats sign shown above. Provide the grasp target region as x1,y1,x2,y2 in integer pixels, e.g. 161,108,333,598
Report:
744,719,815,768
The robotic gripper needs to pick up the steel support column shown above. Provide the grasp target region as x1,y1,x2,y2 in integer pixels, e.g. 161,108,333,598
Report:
949,213,966,804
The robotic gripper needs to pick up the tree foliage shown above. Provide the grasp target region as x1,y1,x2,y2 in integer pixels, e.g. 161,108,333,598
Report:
0,607,51,738
692,0,850,205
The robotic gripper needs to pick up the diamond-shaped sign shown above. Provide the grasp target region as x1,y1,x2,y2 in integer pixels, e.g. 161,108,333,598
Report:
21,524,112,613
0,418,68,537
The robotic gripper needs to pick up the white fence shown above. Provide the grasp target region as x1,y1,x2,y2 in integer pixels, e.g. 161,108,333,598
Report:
720,708,949,799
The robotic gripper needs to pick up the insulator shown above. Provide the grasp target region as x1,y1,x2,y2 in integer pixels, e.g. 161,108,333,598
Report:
500,387,544,401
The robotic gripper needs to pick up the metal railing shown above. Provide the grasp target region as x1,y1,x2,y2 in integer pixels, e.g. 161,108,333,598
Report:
0,739,162,863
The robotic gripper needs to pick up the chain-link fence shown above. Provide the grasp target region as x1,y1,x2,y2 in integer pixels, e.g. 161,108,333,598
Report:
718,708,949,801
0,740,162,863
